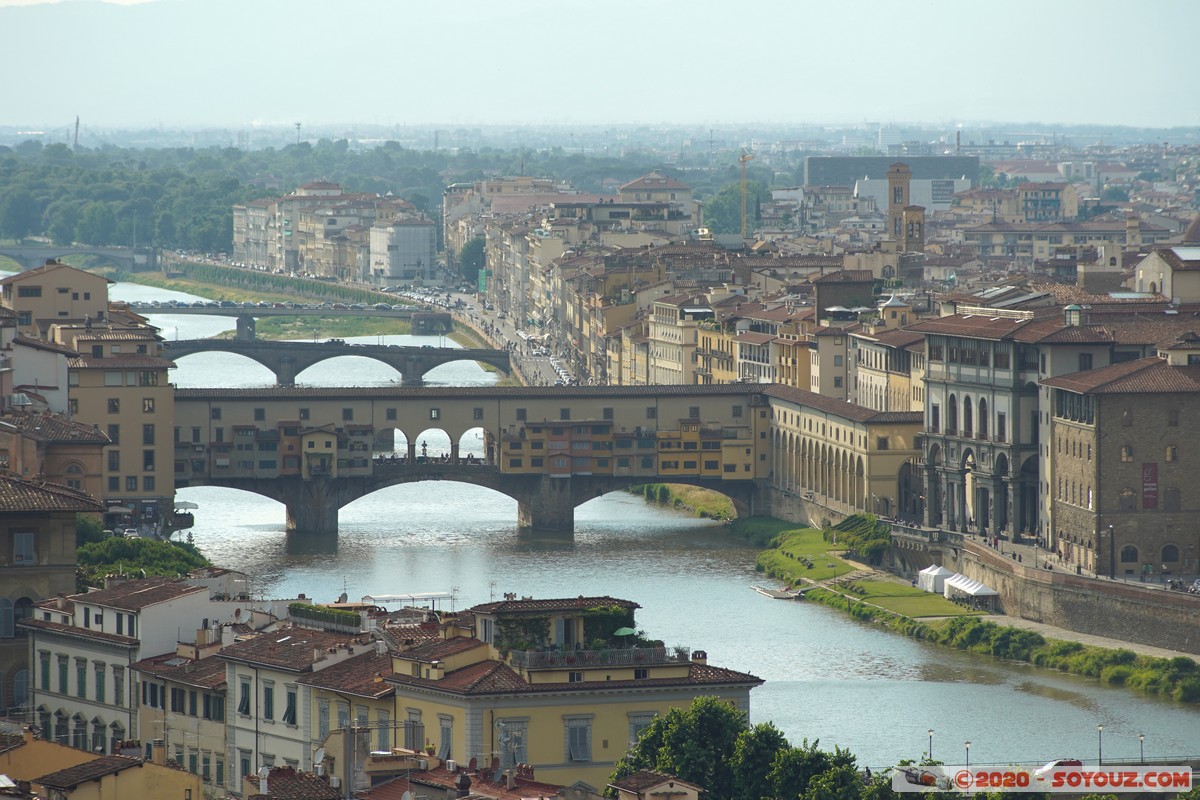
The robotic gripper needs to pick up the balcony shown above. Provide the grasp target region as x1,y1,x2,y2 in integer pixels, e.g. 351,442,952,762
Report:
507,645,686,669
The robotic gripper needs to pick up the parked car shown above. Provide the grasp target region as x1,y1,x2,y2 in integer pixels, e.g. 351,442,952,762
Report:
1034,759,1082,779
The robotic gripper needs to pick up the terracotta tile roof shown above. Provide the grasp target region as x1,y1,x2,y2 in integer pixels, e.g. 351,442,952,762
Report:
130,651,228,689
0,475,105,513
13,333,80,356
361,767,564,800
175,385,763,401
736,331,776,346
610,769,702,793
19,615,137,646
386,659,762,697
0,259,112,286
218,627,374,672
619,171,691,192
1,411,110,444
72,577,207,611
812,270,872,283
295,651,393,699
67,353,176,369
858,329,925,349
246,765,340,800
34,755,143,790
1042,357,1200,394
468,596,639,615
401,636,487,663
765,385,924,426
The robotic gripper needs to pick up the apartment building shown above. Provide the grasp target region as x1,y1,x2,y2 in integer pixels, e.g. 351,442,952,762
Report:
383,596,761,790
1,476,103,720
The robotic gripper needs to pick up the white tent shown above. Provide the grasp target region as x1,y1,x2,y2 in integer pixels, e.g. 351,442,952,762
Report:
917,565,954,594
943,573,999,599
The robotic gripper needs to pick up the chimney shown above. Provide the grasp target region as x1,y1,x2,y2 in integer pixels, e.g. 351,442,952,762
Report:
455,771,472,798
151,740,166,766
691,649,708,666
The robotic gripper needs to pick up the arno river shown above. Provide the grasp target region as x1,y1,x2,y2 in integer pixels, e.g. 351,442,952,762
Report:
113,281,1200,768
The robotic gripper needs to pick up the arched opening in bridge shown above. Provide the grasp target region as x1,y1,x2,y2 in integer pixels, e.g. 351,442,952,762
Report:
422,358,501,387
578,483,744,523
170,353,275,388
457,427,490,464
412,427,453,464
294,355,403,387
341,482,518,532
373,427,410,459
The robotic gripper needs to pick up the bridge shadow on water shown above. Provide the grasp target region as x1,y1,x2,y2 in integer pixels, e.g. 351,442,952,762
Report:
285,531,340,556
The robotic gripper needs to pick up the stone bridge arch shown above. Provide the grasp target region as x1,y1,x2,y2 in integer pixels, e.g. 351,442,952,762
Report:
181,468,757,536
164,340,510,386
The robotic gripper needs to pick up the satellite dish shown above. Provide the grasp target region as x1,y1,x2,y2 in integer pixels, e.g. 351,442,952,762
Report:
314,747,326,764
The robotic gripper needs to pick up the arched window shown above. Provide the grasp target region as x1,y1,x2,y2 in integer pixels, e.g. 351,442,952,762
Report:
1162,544,1180,562
14,598,33,636
1120,545,1139,563
1119,488,1136,510
947,395,958,434
978,398,989,439
963,397,974,438
64,462,84,490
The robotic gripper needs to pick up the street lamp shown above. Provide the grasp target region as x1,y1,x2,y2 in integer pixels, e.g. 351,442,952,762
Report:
1097,724,1103,765
1107,524,1115,580
964,741,971,768
928,729,934,761
1139,733,1145,764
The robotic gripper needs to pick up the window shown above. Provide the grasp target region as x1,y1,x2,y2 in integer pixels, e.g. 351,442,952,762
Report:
1119,488,1136,510
239,750,251,782
1122,408,1133,426
238,679,250,716
189,689,197,716
1168,408,1180,426
378,710,391,751
560,408,570,420
216,758,225,787
429,408,440,420
143,449,155,470
342,408,353,421
126,476,138,491
997,412,1007,443
497,719,527,767
1121,545,1139,563
473,407,484,420
39,652,50,691
58,656,68,694
282,687,296,725
1166,446,1178,462
143,398,156,413
318,700,330,739
437,715,452,759
834,376,843,388
94,664,106,703
646,407,657,420
211,407,222,420
634,668,648,679
1165,488,1181,512
171,687,185,712
386,407,397,421
1121,445,1134,462
568,671,583,683
688,406,700,419
112,667,123,707
565,717,592,762
262,683,274,720
17,285,42,297
107,424,121,444
516,408,527,421
1163,544,1180,562
404,710,424,751
13,532,35,565
107,450,121,471
76,659,87,698
299,408,310,420
629,712,656,746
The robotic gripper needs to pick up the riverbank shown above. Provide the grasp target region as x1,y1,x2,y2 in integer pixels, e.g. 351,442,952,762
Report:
633,483,736,521
749,514,1200,704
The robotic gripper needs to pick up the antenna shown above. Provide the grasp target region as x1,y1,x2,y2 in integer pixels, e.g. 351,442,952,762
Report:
295,122,301,145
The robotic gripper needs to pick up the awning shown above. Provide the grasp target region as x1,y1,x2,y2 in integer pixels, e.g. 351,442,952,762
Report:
943,573,998,598
362,592,452,605
107,505,134,514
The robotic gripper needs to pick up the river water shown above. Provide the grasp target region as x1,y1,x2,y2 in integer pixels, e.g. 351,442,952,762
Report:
107,281,1200,768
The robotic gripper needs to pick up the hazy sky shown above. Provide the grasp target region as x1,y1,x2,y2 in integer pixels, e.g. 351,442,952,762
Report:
1,0,1196,130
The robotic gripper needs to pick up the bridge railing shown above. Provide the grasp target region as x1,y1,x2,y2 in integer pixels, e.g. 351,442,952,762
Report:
888,520,964,548
507,645,687,669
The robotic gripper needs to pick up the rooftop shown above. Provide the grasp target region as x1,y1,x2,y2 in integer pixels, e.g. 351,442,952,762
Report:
34,755,143,790
0,475,105,513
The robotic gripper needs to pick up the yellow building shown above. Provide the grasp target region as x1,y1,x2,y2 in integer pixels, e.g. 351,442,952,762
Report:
0,728,200,800
0,261,111,338
383,597,762,792
766,385,924,519
299,650,395,755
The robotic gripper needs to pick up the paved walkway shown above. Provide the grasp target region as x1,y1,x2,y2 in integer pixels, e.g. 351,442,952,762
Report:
985,615,1198,662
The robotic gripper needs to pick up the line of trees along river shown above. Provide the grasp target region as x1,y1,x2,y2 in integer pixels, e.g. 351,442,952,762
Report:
118,280,1200,769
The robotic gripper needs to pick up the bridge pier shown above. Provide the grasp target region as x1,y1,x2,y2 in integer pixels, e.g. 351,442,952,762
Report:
281,477,341,535
236,315,257,341
277,356,297,387
516,476,575,532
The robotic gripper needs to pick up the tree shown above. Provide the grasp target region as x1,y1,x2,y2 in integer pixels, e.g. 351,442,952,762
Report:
701,181,769,236
459,236,486,283
1101,186,1129,202
0,186,39,241
609,695,748,799
731,722,789,800
76,537,211,590
769,739,844,799
804,764,862,800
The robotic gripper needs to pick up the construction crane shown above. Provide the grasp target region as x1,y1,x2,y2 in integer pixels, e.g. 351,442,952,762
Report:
739,150,755,241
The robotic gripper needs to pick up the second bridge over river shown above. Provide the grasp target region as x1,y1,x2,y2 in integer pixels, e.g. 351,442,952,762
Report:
164,338,511,386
